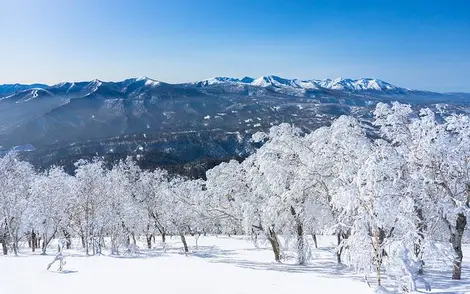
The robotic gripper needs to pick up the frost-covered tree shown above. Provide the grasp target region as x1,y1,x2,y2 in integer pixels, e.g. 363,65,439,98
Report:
205,160,246,235
0,152,34,255
29,166,74,254
251,124,310,264
374,102,470,280
73,159,107,255
343,140,416,286
165,177,205,253
134,168,171,247
102,158,145,254
300,116,372,263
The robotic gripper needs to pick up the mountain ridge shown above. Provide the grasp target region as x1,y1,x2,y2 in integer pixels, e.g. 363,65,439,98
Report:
1,75,469,171
2,75,464,97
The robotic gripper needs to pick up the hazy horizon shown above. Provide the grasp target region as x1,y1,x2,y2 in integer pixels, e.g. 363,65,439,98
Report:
1,0,469,92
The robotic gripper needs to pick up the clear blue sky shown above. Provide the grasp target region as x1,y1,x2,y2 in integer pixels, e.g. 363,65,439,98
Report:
1,0,469,92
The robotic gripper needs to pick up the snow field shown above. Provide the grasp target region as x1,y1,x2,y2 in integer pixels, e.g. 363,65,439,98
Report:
1,236,469,294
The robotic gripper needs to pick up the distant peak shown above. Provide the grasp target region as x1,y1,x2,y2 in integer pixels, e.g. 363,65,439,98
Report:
191,75,406,92
195,77,241,86
240,76,254,83
133,76,161,87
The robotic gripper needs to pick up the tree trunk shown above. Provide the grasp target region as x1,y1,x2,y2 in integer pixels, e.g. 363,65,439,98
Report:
12,230,19,256
125,236,130,248
31,230,37,252
64,230,71,249
132,233,137,246
414,207,426,274
373,228,387,286
451,213,467,280
85,235,90,256
12,242,18,256
97,234,103,255
180,234,189,254
337,233,342,264
195,233,200,249
312,233,318,249
161,232,166,243
1,241,7,255
146,234,153,249
85,208,90,256
1,233,7,255
252,229,259,248
266,227,281,262
290,206,306,265
295,221,306,264
80,234,86,249
41,234,55,255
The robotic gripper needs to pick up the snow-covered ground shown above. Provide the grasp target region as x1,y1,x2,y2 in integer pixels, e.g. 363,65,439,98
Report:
1,236,469,294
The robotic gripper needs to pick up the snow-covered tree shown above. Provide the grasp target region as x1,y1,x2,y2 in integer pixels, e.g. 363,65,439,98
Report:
165,177,205,253
374,102,470,280
29,166,75,254
72,158,107,255
0,152,35,255
134,168,171,247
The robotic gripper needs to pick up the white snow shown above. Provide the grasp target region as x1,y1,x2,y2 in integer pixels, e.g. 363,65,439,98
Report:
1,236,468,294
140,77,161,87
194,75,402,93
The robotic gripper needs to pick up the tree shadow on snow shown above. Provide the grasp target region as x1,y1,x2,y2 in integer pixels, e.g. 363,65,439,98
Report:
189,246,238,259
108,248,167,259
191,245,367,283
413,265,470,294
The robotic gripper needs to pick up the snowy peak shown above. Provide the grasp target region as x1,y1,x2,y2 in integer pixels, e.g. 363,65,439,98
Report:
1,76,440,101
354,78,398,91
251,75,296,88
315,78,399,92
250,76,321,92
133,76,162,87
193,75,403,93
194,77,243,87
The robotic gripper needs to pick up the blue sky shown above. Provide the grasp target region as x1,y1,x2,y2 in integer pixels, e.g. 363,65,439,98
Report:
1,0,469,92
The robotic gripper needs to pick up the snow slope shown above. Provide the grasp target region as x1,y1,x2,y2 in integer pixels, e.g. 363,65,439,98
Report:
1,236,469,294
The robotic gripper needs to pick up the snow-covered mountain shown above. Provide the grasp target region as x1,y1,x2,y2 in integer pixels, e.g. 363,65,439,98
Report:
1,75,468,169
191,75,407,94
313,77,402,92
0,83,48,96
0,76,442,100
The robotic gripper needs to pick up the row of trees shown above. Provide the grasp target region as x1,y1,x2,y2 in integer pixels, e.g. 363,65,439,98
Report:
1,102,469,289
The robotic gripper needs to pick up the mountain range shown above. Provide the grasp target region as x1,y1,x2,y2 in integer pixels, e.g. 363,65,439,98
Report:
1,75,469,172
0,76,449,97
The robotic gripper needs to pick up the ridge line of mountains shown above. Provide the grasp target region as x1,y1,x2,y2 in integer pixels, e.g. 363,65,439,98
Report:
1,75,469,174
2,75,469,97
